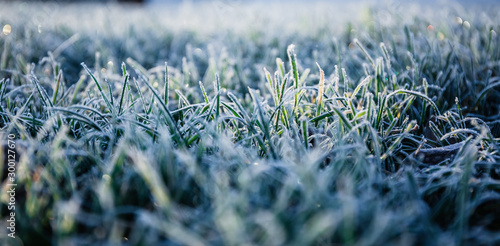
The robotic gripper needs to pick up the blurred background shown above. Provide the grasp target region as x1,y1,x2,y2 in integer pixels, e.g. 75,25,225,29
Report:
1,0,499,3
1,0,498,84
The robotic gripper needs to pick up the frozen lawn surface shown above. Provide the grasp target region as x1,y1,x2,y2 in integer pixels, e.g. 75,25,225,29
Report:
1,1,500,245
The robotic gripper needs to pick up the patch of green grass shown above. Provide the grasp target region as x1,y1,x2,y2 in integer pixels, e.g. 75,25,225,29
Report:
1,2,500,245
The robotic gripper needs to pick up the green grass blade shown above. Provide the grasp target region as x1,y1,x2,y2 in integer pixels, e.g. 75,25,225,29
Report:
333,107,353,131
81,63,115,116
288,44,300,115
118,63,129,115
199,81,209,104
249,88,277,158
52,72,62,105
164,62,169,105
354,39,375,67
215,74,220,119
51,107,103,131
387,89,441,116
316,63,325,118
30,74,53,108
139,71,187,148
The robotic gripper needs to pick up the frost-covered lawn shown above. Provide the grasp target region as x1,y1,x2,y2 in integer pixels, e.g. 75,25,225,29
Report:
1,1,500,245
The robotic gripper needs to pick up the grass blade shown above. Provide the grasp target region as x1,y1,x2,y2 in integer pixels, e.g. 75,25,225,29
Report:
52,71,62,105
81,63,115,116
119,63,129,115
164,62,169,105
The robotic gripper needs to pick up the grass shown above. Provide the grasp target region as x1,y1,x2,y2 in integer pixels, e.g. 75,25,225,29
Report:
1,1,500,245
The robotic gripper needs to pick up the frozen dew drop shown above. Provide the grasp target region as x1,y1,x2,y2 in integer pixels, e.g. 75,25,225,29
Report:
463,21,471,29
102,174,111,183
2,24,11,35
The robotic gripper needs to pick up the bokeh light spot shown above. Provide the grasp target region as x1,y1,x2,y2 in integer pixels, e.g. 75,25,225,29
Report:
438,32,445,40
